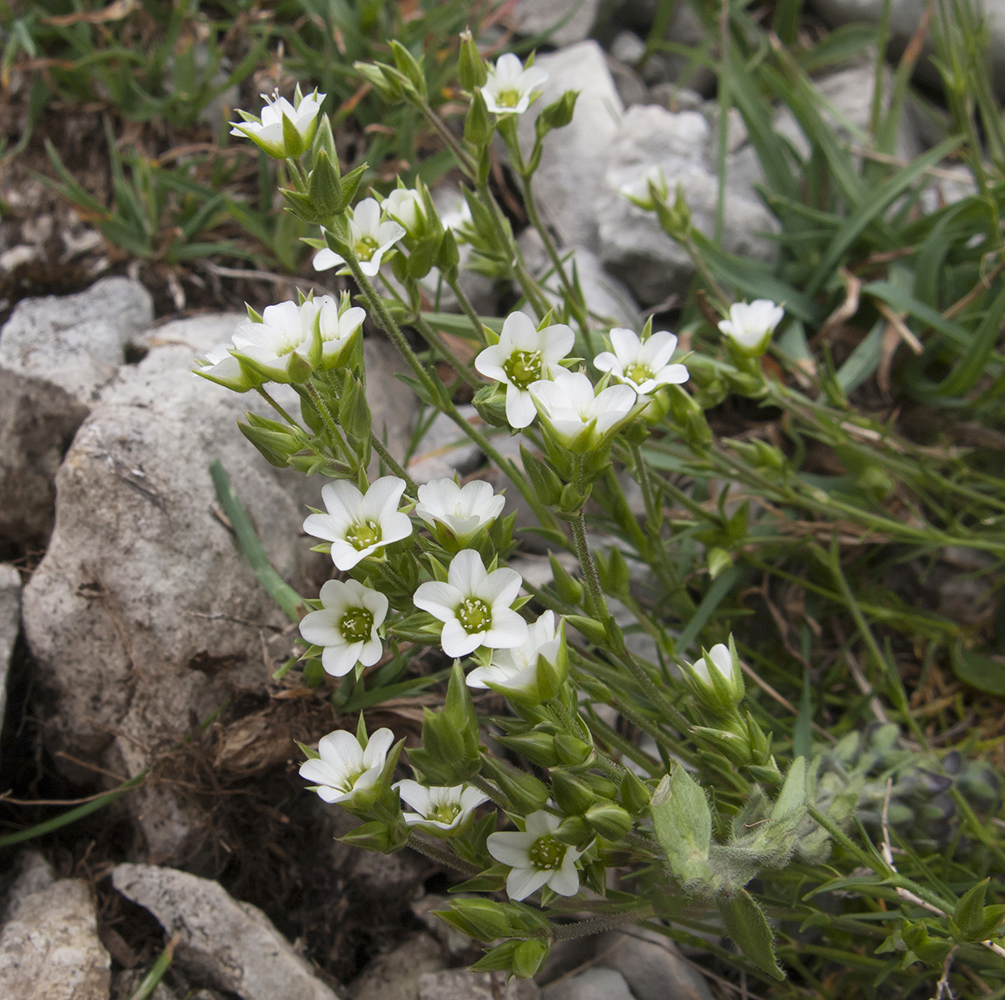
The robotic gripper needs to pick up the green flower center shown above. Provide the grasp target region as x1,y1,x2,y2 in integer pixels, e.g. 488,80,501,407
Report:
503,350,542,390
355,235,380,261
495,89,521,109
340,607,374,643
345,519,382,552
624,362,654,385
457,597,492,634
528,834,566,871
429,802,461,825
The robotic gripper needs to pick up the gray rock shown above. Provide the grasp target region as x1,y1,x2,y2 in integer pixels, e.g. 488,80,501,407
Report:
364,336,420,469
0,874,111,1000
541,966,634,1000
0,564,19,770
111,864,341,1000
407,407,484,485
21,314,316,857
418,970,539,1000
0,276,154,539
597,105,777,305
509,0,602,47
771,60,921,165
516,43,624,252
808,0,1005,101
112,970,178,1000
518,232,640,330
596,927,714,1000
350,932,447,1000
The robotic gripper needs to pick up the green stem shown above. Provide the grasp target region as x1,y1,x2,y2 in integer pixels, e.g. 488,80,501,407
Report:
369,433,417,493
551,905,656,941
443,270,489,348
300,381,357,471
406,831,481,873
418,97,478,177
471,773,509,810
256,385,299,426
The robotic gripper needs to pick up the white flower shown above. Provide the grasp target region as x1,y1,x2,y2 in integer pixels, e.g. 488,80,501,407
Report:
481,53,548,116
487,810,585,901
394,780,489,831
467,611,563,701
413,548,527,658
474,312,575,429
718,300,784,355
299,726,394,804
384,188,425,238
193,341,259,392
303,476,412,570
529,370,637,451
440,195,472,235
221,295,358,384
299,579,388,677
313,198,405,276
414,478,505,546
230,88,325,159
593,328,689,395
691,643,733,686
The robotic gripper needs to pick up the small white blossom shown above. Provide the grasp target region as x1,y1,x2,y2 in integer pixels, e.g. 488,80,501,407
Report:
481,53,548,115
314,198,406,276
691,643,733,686
299,727,394,804
439,195,472,235
474,312,575,429
413,549,527,658
394,780,489,831
384,188,425,238
487,810,586,901
299,579,388,677
529,370,637,451
467,611,562,701
718,300,784,355
193,341,259,392
414,478,505,546
594,328,689,395
303,476,412,570
229,88,325,159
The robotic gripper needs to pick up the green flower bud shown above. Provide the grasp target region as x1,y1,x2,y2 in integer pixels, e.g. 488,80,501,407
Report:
535,90,578,137
458,29,488,90
550,770,596,815
238,414,306,468
338,817,410,853
585,802,634,840
389,40,427,99
408,661,481,784
481,756,549,813
564,615,608,646
521,445,564,506
307,149,343,219
496,731,562,769
554,814,593,849
554,733,593,767
465,89,495,146
435,898,512,942
620,769,652,813
512,939,550,979
679,637,745,715
650,767,713,887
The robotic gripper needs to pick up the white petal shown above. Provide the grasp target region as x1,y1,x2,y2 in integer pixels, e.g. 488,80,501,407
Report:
507,866,552,901
413,580,462,620
487,830,536,866
609,327,640,361
441,619,481,657
362,728,395,768
447,549,487,595
547,859,581,897
478,566,523,606
483,610,529,650
314,248,344,271
322,642,361,676
505,385,537,429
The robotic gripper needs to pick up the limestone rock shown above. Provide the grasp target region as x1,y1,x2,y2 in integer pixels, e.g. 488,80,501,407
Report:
516,43,624,252
509,0,601,47
350,932,447,1000
407,407,484,485
0,564,20,769
21,314,316,857
541,966,633,1000
0,869,111,1000
111,864,341,1000
0,276,154,539
597,105,776,305
418,969,539,1000
595,927,714,1000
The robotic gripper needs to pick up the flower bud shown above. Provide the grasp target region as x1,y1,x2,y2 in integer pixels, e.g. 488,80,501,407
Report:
512,939,550,979
389,40,427,99
550,770,596,815
554,733,593,767
458,29,488,90
338,817,410,853
465,89,495,146
650,767,713,887
585,802,634,840
548,553,584,606
620,769,652,813
521,445,564,506
481,756,549,813
307,149,343,219
680,637,745,715
408,661,481,784
239,414,306,468
535,90,578,137
496,731,562,769
564,615,608,646
436,898,511,942
554,815,593,849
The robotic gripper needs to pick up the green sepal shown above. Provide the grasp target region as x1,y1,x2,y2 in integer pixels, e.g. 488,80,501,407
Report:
464,89,494,146
512,939,549,979
550,769,596,815
435,898,511,942
520,445,563,506
650,766,713,887
338,818,410,854
480,756,549,813
389,40,427,99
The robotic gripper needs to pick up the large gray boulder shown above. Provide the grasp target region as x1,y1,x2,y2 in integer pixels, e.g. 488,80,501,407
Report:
516,42,625,252
509,0,602,47
21,313,317,857
0,564,19,773
0,276,154,539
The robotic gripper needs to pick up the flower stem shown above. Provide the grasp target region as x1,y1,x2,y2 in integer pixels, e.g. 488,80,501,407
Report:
550,905,656,941
406,831,481,874
255,385,299,427
299,381,357,472
369,434,417,493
